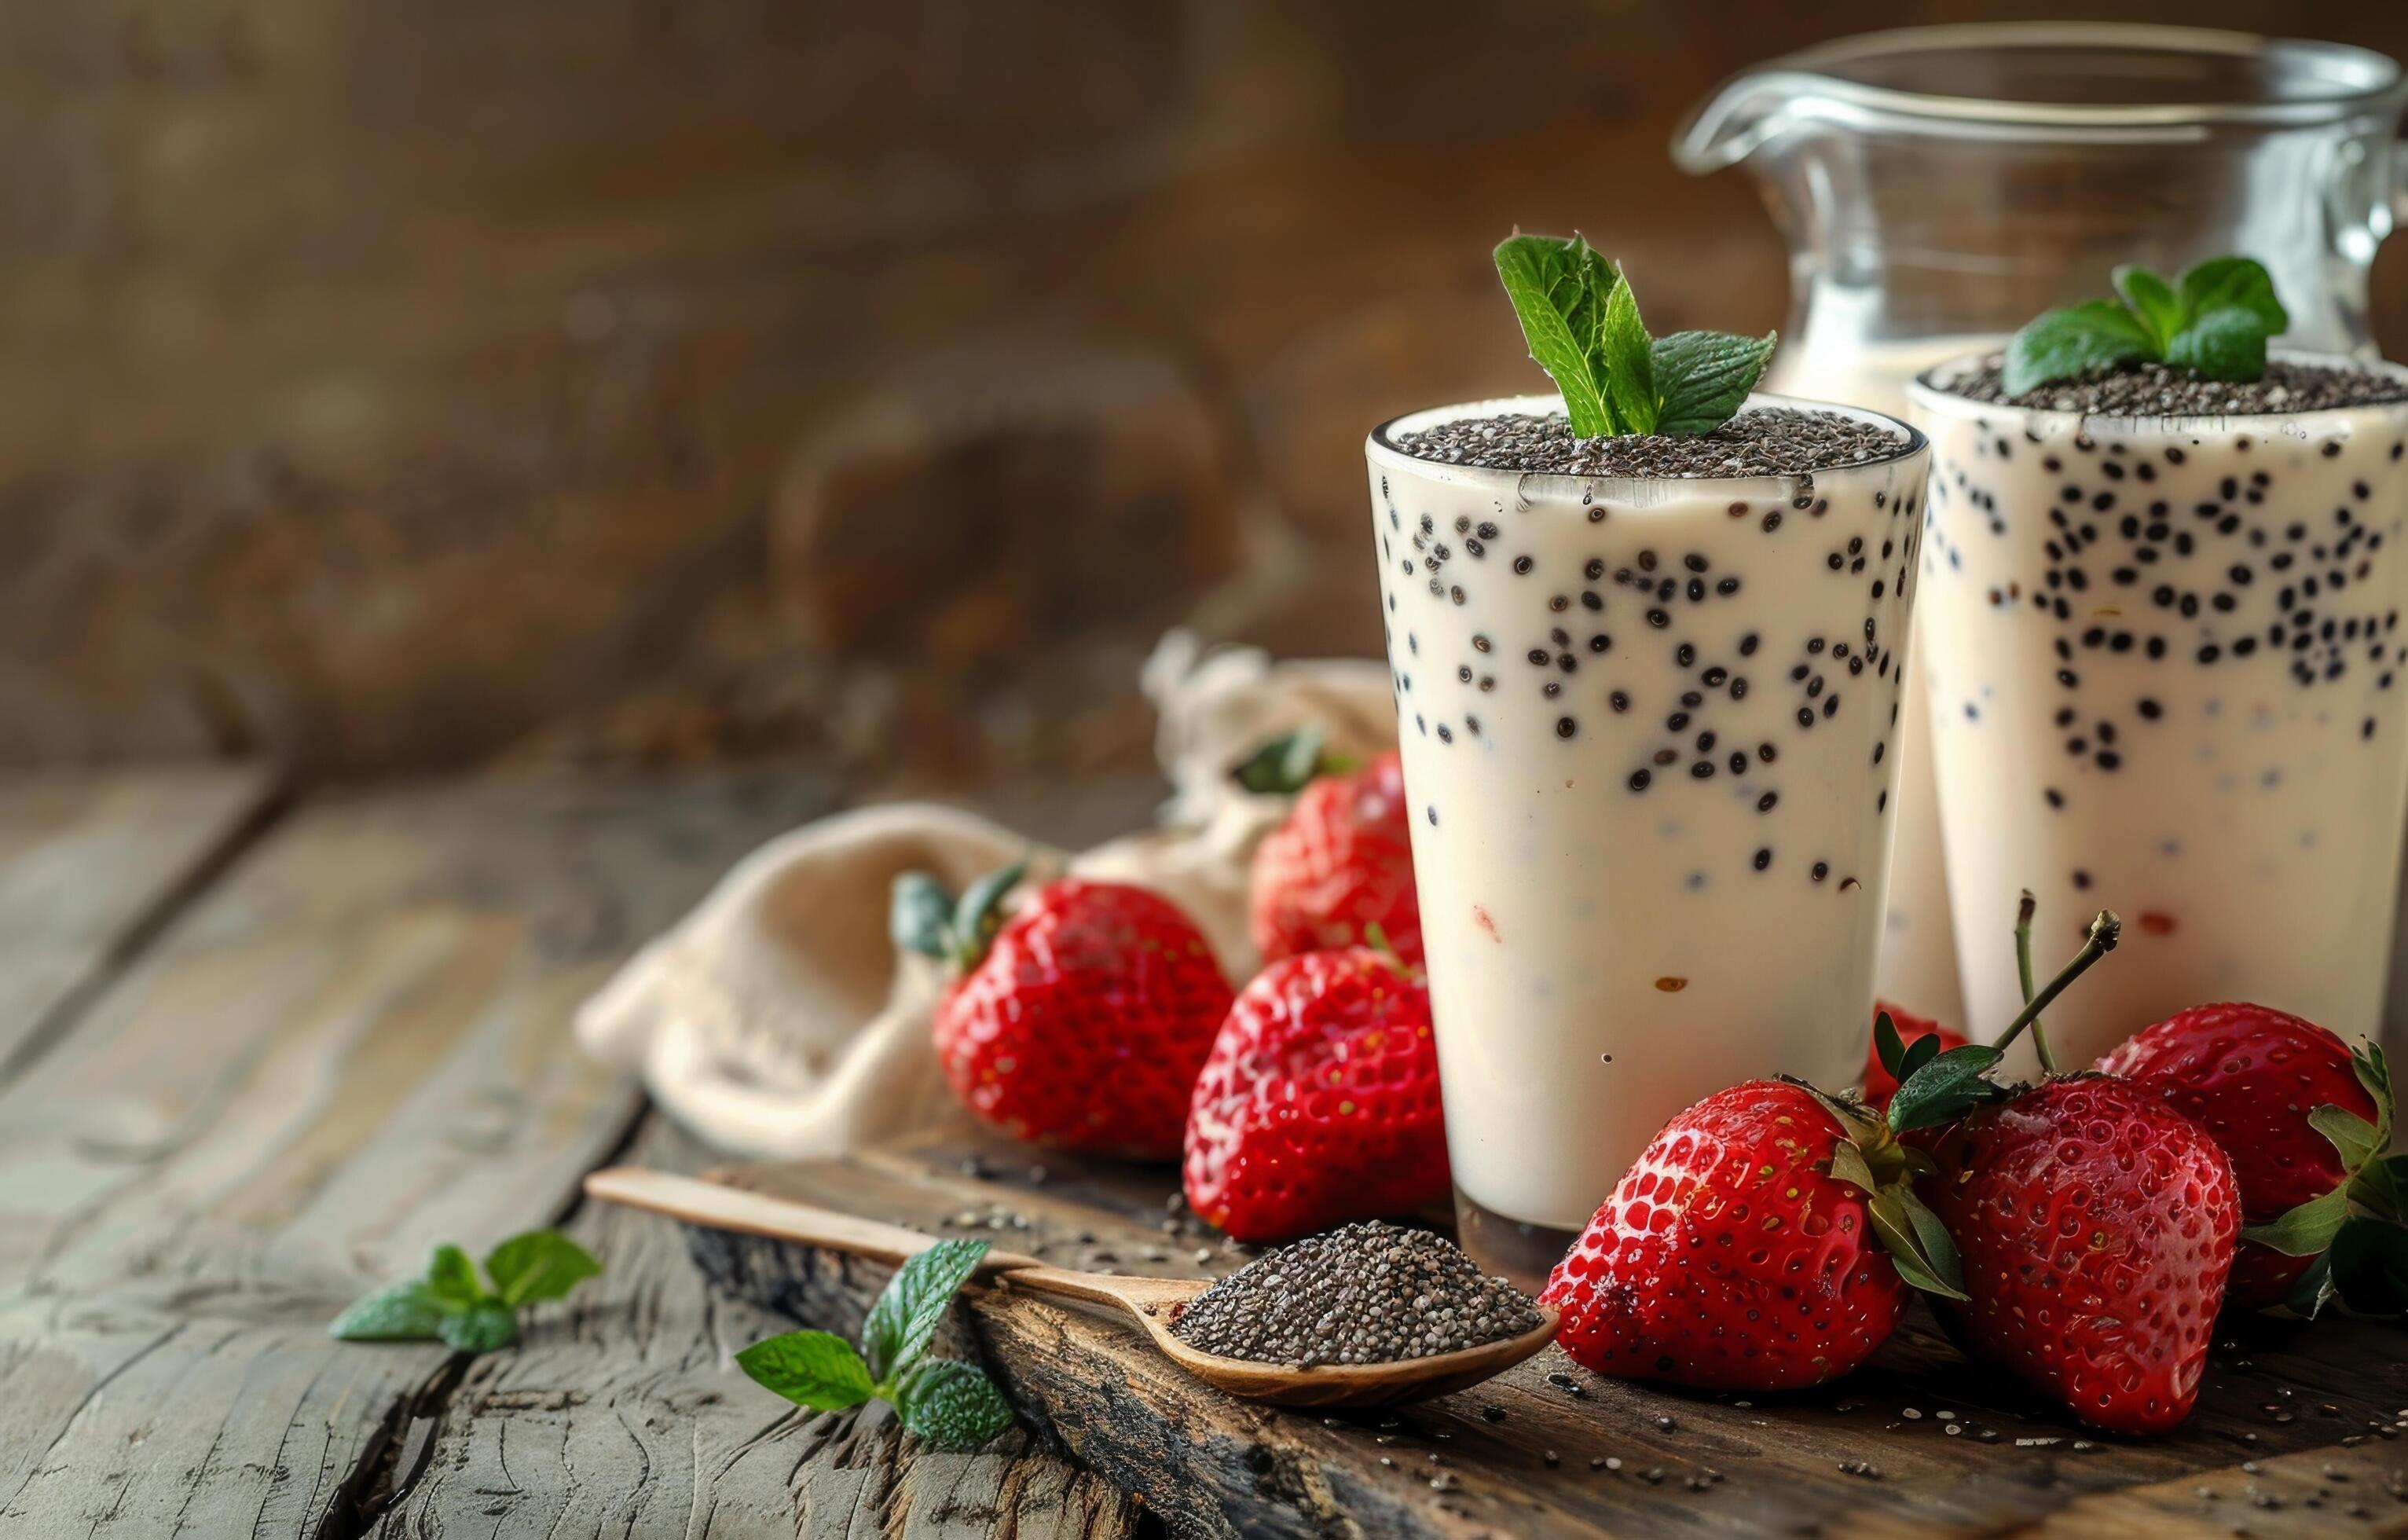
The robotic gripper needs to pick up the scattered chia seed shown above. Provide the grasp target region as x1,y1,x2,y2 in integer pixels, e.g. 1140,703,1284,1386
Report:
1167,1221,1542,1367
1389,408,1908,479
1931,358,2408,416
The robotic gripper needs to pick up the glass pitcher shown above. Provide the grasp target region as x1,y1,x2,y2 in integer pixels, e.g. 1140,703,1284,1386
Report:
1674,22,2408,1032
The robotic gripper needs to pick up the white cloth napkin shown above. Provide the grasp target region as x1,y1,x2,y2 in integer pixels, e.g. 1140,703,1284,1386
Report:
574,632,1397,1159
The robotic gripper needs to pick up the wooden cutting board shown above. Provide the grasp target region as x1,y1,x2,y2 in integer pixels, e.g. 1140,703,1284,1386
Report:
684,1125,2408,1539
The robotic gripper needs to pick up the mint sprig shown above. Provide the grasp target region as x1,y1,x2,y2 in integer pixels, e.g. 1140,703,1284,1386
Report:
2003,255,2289,394
331,1229,601,1354
738,1237,1014,1450
1493,232,1774,441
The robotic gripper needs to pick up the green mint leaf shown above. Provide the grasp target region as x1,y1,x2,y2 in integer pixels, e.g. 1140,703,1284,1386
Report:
896,1359,1016,1450
1871,1010,1905,1080
1232,727,1327,796
890,873,957,960
2176,256,2288,336
863,1238,989,1384
1494,233,1619,438
426,1244,488,1310
485,1230,602,1308
330,1280,448,1341
737,1329,878,1411
1649,329,1776,438
1598,268,1657,435
437,1299,519,1355
2241,1182,2353,1258
2111,265,2183,351
2328,1215,2408,1317
949,863,1026,970
2002,300,2157,395
1886,1043,2006,1134
2163,306,2270,383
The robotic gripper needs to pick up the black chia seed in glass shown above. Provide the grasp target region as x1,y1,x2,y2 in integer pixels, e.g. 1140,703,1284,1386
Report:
1389,408,1908,478
1167,1221,1543,1367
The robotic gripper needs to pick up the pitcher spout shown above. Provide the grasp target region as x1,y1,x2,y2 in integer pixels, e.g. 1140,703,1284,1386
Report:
1672,68,1825,174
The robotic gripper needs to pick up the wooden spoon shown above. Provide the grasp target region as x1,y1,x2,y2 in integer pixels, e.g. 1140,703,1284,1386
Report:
583,1167,1559,1409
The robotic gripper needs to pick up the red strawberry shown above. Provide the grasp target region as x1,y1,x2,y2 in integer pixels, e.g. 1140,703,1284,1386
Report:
1249,749,1423,967
2097,1004,2392,1311
1862,1002,1967,1110
1918,1075,2238,1434
1542,1080,1957,1390
896,867,1231,1157
1183,947,1446,1242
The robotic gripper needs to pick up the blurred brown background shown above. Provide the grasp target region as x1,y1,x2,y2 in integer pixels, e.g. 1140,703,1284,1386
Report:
6,1,2406,790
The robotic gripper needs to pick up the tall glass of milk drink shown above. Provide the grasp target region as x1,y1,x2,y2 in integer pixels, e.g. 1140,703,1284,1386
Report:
1675,24,2408,1035
1367,394,1930,1286
1911,353,2408,1069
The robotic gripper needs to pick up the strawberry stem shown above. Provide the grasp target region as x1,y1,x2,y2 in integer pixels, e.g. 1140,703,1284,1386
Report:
1991,909,2119,1058
2014,890,2059,1076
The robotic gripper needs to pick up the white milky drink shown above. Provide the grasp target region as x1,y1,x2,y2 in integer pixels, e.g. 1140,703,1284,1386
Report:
1912,356,2408,1069
1366,394,1930,1237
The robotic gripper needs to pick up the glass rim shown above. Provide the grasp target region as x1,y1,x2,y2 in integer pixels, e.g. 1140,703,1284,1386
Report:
1906,346,2408,427
1677,22,2408,165
1366,392,1928,490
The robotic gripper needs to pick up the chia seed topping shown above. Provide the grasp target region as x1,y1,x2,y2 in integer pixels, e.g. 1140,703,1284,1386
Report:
1931,358,2408,416
1168,1221,1543,1366
1391,408,1908,479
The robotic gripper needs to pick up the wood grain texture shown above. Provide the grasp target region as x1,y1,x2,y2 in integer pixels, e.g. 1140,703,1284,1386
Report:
701,1130,2408,1540
376,1121,1135,1539
0,766,276,1076
0,774,835,1537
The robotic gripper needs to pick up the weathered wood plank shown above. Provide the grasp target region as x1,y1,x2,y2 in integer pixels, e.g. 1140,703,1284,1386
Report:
701,1131,2408,1540
0,766,276,1076
374,1120,1136,1539
0,774,835,1538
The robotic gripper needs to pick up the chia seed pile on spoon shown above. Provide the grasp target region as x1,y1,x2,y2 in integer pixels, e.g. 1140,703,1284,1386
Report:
1169,1221,1543,1367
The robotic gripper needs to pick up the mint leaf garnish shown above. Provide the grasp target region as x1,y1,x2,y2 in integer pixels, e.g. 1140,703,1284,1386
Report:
330,1281,448,1341
486,1230,603,1307
1651,330,1778,438
2163,307,2270,382
1598,268,1657,434
739,1241,1016,1449
329,1228,601,1355
2002,301,2155,395
1494,234,1618,437
2177,256,2288,335
2005,255,2287,393
738,1329,880,1410
426,1245,486,1310
1494,231,1774,440
861,1238,988,1383
438,1299,520,1355
2112,265,2183,351
896,1359,1017,1450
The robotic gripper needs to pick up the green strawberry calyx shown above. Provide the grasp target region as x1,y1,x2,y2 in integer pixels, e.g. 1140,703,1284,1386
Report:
2245,1040,2408,1320
1231,725,1356,796
1884,907,2122,1136
890,860,1028,973
1789,1078,1968,1303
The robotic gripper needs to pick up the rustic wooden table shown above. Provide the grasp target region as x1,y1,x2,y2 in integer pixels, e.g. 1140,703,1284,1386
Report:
0,768,2403,1538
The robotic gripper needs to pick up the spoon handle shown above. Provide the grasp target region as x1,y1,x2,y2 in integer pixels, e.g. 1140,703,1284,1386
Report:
998,1263,1200,1313
582,1166,1043,1273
